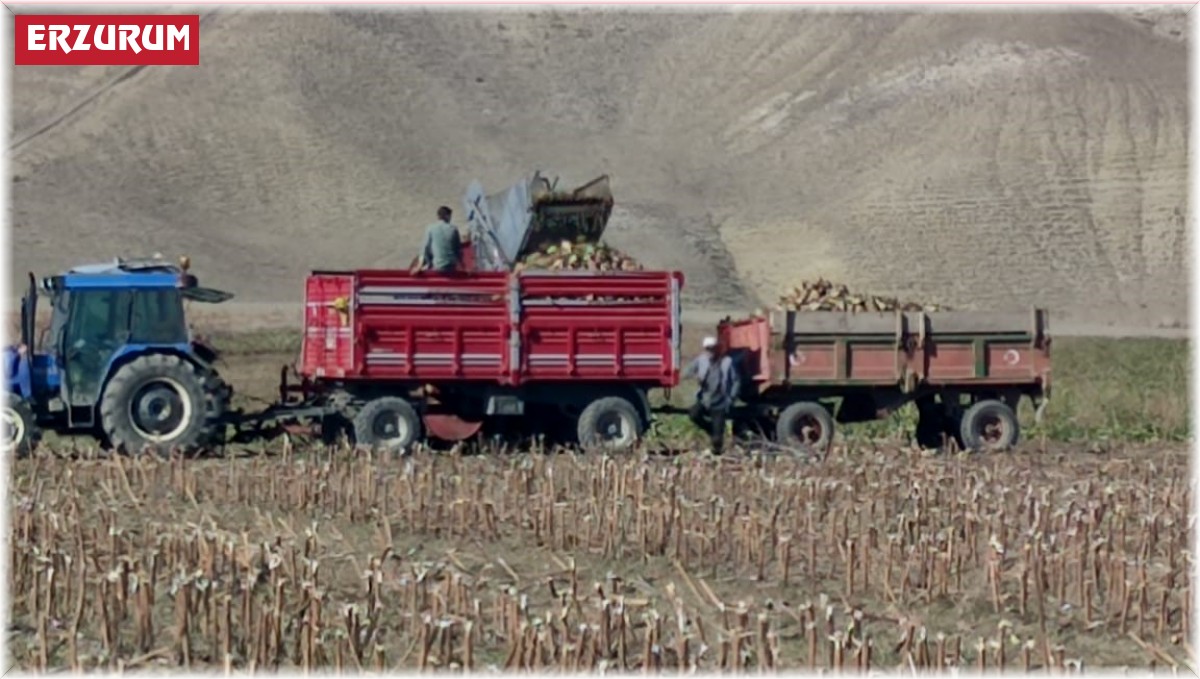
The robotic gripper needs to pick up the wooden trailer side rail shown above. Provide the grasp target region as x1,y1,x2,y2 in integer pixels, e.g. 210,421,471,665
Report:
719,309,1051,395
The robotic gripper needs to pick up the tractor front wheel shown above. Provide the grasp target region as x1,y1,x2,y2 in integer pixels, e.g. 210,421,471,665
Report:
2,395,40,458
100,355,213,457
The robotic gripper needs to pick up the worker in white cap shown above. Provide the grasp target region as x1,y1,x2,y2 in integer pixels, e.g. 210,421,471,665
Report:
681,335,741,455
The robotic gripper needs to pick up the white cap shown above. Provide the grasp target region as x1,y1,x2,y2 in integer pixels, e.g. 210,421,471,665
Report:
702,336,718,349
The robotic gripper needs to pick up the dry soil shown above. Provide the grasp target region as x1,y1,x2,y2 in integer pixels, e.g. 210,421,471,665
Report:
8,6,1190,334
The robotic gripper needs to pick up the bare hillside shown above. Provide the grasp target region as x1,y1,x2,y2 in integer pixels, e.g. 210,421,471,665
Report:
9,8,1189,329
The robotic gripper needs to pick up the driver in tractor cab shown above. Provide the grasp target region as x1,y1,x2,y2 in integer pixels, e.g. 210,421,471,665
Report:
417,206,463,273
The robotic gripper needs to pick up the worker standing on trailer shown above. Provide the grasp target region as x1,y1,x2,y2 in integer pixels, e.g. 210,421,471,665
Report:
684,336,740,455
418,206,463,273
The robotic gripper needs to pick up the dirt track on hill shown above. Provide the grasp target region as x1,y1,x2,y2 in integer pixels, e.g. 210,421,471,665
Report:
8,7,1189,332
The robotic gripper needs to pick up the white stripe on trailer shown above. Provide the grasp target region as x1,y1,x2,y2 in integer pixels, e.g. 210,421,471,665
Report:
365,355,502,361
359,285,503,296
362,355,499,359
521,299,655,306
528,357,667,362
356,298,499,307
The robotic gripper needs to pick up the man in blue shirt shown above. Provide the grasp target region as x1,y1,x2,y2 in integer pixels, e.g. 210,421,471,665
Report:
683,336,741,455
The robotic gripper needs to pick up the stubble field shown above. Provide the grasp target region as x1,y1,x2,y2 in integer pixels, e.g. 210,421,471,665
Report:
6,441,1191,672
4,326,1192,672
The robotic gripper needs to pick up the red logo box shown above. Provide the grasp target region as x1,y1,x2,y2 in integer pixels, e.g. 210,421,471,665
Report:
14,14,200,66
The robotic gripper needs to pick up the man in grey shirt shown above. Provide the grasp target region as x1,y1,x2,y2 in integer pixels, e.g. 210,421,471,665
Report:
419,206,463,273
683,336,741,455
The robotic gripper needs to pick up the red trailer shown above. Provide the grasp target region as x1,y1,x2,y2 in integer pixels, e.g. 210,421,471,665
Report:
288,268,684,451
718,308,1051,451
220,171,1048,455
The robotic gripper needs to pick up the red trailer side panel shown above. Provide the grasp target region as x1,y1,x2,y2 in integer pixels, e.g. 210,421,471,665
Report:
355,272,511,381
769,342,903,383
300,269,684,387
519,272,680,383
924,345,975,381
721,314,772,382
984,344,1045,381
301,273,356,378
720,310,1050,391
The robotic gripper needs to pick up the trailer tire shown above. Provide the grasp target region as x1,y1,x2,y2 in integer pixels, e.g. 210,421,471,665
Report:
577,396,642,451
2,395,40,458
100,354,213,457
959,399,1019,452
776,401,834,452
353,397,422,455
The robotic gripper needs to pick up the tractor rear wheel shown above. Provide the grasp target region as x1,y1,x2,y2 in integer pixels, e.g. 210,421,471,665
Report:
352,397,422,455
2,395,40,458
201,371,233,447
100,355,213,457
577,396,642,451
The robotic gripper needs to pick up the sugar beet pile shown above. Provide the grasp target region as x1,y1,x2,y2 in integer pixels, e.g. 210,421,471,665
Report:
778,278,948,313
516,239,643,272
517,242,944,313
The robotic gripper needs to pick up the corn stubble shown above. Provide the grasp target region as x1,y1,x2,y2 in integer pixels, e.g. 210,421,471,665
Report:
7,446,1190,672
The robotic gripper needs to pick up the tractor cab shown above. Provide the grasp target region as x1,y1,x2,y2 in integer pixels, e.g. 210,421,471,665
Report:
4,256,234,455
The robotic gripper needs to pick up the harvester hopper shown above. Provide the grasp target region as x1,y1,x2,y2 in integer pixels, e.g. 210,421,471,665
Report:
462,171,614,272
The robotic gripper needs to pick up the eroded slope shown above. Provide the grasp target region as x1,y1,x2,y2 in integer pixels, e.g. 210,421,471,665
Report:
9,8,1189,327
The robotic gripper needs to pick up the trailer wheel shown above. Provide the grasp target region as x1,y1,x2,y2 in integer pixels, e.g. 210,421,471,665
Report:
959,399,1020,452
353,397,422,454
2,395,40,458
100,354,213,457
776,401,834,452
577,396,642,451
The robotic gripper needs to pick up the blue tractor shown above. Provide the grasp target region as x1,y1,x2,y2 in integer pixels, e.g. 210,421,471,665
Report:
4,257,236,456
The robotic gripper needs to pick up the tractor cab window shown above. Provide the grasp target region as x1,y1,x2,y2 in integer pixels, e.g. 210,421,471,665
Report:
129,289,186,344
60,287,187,405
47,290,71,352
67,289,128,348
63,288,187,347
